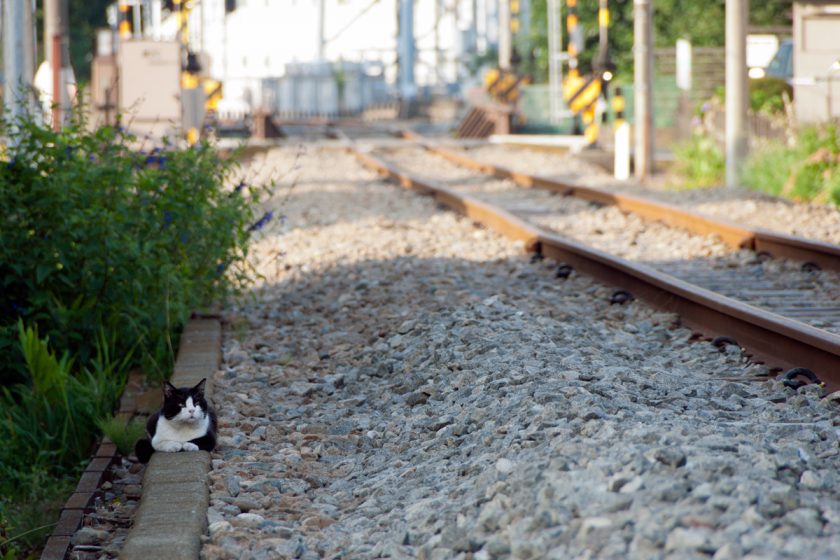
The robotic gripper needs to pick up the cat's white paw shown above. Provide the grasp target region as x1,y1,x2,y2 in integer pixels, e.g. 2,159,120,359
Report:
156,440,183,453
182,442,200,452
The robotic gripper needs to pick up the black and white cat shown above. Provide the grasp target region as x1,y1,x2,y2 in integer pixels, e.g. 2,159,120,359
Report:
134,378,217,464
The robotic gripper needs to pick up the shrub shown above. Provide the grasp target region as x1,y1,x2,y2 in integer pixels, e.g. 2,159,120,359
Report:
97,415,148,457
0,112,267,555
0,322,124,556
742,123,840,205
740,140,799,197
673,132,725,187
0,115,263,385
749,77,792,115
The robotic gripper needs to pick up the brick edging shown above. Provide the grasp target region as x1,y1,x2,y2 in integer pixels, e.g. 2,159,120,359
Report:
39,368,145,560
119,318,221,560
39,441,119,560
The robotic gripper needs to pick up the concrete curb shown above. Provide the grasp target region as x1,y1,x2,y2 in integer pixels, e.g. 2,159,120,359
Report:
120,318,221,560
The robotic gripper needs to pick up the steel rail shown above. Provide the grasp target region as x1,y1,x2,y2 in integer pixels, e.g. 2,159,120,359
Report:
398,130,840,271
350,145,840,392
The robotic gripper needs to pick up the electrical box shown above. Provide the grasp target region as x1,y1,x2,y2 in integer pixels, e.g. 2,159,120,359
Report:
117,40,181,139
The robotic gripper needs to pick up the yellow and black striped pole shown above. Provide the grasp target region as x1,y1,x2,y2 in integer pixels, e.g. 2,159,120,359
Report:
118,1,132,39
510,0,521,67
566,0,581,79
598,0,609,58
510,0,520,34
175,0,201,145
612,85,625,127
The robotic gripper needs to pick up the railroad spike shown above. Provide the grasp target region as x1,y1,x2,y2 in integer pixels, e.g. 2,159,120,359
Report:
711,335,740,352
610,290,633,305
556,264,574,279
782,367,823,391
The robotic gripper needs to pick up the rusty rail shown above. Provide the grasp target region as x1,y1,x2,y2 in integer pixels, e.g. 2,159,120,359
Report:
350,145,840,392
399,130,840,270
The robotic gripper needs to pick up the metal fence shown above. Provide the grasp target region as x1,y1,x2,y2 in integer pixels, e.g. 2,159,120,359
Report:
261,61,390,119
516,44,728,145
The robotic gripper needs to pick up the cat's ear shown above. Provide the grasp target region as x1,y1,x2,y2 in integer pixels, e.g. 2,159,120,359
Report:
163,381,177,399
192,378,207,396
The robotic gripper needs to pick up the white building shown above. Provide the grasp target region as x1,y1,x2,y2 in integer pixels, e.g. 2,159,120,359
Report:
177,0,497,112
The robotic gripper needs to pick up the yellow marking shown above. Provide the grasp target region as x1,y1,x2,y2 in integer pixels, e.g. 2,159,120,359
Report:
567,0,577,7
599,8,610,27
612,96,625,113
204,79,223,111
567,14,578,29
564,77,601,113
585,123,599,144
186,127,198,145
181,74,200,89
511,18,520,33
511,0,520,13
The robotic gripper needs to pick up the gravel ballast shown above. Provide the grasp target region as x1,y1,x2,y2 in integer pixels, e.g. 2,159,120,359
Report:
203,144,840,560
459,144,840,245
373,145,840,335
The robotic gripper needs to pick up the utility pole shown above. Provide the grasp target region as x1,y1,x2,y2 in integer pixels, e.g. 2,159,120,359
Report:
23,0,36,103
633,0,653,180
398,0,416,103
725,0,749,188
3,0,29,121
45,0,71,127
318,0,326,60
547,0,563,123
434,0,443,86
498,0,511,70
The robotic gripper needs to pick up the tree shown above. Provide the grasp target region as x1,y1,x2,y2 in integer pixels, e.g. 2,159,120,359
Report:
525,0,792,84
69,0,110,83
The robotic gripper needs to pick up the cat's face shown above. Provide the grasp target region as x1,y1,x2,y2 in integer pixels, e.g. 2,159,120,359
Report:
162,378,208,423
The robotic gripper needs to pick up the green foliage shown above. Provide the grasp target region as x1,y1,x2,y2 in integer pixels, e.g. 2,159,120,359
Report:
740,142,795,197
0,323,125,487
0,114,260,385
525,0,791,84
742,124,840,205
0,323,122,557
97,416,147,457
68,0,111,82
749,77,792,115
0,476,72,558
673,132,725,187
0,111,265,555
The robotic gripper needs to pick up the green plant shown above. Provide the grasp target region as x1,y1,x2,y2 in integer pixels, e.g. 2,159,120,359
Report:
740,141,796,197
742,123,840,205
97,415,147,457
673,132,725,187
0,113,263,386
0,475,71,558
0,323,122,557
0,110,267,556
0,323,124,479
749,77,792,115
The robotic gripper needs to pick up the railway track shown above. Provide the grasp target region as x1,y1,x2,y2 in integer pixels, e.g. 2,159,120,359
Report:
326,126,840,392
205,139,840,559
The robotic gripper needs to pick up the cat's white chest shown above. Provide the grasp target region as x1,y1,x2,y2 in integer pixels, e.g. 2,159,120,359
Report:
152,415,209,449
